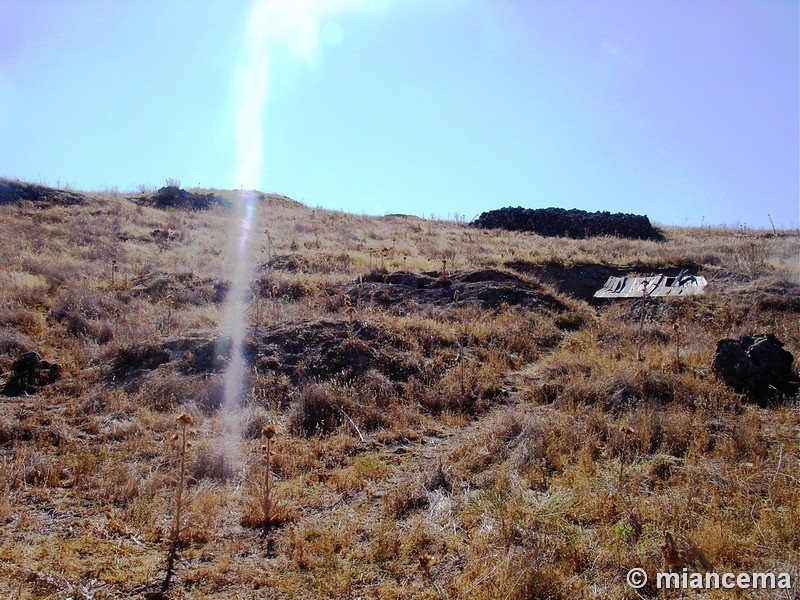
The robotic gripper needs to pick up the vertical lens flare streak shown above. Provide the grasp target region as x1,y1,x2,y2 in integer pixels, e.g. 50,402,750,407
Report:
220,0,390,467
218,189,257,463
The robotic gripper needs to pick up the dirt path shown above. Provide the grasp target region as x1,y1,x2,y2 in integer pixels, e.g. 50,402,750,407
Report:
360,362,543,512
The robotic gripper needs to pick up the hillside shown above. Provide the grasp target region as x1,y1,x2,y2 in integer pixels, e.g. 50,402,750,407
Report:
0,178,798,599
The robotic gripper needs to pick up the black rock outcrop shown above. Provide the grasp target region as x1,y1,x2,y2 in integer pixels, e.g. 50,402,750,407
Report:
711,333,797,402
472,206,664,241
2,351,62,396
151,186,231,210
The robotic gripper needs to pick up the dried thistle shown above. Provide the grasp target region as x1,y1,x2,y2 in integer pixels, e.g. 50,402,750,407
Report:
418,552,435,571
110,258,119,287
172,412,193,547
418,552,446,599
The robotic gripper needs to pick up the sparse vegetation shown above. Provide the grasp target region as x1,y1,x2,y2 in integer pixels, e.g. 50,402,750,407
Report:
0,177,797,598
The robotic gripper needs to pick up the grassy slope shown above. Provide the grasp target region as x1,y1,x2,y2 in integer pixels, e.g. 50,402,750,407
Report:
0,180,798,598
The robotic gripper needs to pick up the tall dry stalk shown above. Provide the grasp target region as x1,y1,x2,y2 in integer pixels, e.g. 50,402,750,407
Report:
172,412,193,547
261,424,276,527
110,259,118,288
636,280,648,362
164,293,175,335
672,322,681,369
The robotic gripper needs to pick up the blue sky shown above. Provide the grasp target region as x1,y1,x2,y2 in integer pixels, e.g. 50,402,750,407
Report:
1,1,797,228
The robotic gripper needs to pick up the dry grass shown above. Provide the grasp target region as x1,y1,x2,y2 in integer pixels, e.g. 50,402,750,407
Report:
0,178,797,598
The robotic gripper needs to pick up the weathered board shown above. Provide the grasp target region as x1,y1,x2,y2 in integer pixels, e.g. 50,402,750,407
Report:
594,271,707,298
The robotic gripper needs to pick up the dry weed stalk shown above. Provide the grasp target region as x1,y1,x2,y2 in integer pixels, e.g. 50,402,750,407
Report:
251,281,265,327
110,258,119,288
265,230,273,263
164,293,175,335
618,424,635,488
344,294,357,338
261,424,276,527
659,531,713,572
171,412,194,547
418,553,448,599
457,332,468,395
112,307,122,338
636,280,648,362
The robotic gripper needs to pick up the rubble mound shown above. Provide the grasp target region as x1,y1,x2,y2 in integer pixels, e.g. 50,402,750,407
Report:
472,206,664,241
345,269,567,312
711,333,798,402
0,178,85,206
149,186,231,210
2,352,62,396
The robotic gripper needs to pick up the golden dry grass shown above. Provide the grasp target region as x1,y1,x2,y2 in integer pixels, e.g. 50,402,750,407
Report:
0,178,798,598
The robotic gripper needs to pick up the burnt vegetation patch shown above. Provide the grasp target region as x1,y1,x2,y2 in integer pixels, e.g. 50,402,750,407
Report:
345,268,569,312
0,178,85,206
108,343,171,382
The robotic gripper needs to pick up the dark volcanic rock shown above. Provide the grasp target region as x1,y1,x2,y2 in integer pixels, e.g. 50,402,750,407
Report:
150,186,231,210
712,333,797,402
2,351,62,396
472,206,664,241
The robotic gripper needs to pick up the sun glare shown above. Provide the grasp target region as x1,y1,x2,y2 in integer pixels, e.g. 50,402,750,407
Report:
222,0,393,467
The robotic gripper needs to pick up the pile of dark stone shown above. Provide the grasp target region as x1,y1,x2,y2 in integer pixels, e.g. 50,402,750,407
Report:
472,206,664,241
2,352,62,396
152,186,231,210
712,333,798,403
